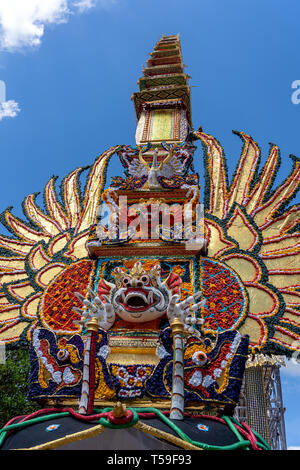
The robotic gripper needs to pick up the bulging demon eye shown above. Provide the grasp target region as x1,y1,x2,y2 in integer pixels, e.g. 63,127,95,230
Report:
140,275,150,285
57,349,69,361
122,276,131,286
192,351,207,366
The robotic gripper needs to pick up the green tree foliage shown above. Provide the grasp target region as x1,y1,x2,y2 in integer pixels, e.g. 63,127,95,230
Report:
0,348,40,428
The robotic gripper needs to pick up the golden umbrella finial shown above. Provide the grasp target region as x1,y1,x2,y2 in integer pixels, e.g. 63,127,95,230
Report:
112,401,127,418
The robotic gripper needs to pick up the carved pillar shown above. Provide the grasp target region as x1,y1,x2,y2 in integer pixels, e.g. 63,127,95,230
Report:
170,318,185,420
78,317,99,415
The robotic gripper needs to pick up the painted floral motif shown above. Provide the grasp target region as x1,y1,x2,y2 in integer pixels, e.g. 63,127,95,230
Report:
45,424,61,432
110,364,154,398
197,423,209,432
184,329,249,404
200,258,248,332
29,328,84,399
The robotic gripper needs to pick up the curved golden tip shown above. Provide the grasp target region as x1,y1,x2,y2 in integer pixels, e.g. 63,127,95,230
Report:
112,401,127,418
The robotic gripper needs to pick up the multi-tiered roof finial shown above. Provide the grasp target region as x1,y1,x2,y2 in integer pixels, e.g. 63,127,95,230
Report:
132,35,192,146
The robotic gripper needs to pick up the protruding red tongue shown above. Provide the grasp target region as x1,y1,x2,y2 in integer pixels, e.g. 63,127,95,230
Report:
165,272,181,295
97,278,113,300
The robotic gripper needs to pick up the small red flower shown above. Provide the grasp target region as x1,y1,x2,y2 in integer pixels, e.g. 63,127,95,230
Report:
127,376,136,387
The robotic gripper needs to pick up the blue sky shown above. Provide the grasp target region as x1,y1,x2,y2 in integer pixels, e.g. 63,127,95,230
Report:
0,0,299,449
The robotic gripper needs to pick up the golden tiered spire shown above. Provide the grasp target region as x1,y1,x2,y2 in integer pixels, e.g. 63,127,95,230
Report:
132,35,192,146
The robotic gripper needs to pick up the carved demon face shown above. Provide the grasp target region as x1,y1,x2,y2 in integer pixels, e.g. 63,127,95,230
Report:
110,262,171,323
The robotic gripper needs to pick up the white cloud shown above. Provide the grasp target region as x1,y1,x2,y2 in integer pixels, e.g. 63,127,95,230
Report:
74,0,116,12
0,0,70,50
0,99,20,121
281,359,300,377
0,0,115,51
288,446,300,450
74,0,97,12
